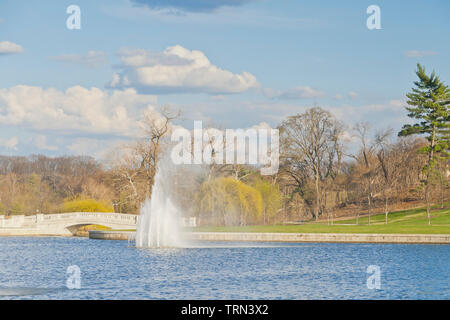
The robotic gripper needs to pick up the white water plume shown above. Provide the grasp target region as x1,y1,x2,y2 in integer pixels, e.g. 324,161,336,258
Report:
135,160,185,248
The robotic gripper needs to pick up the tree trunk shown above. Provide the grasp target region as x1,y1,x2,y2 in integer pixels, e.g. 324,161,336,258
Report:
314,171,320,221
426,184,431,226
440,172,444,209
356,200,362,225
384,193,389,224
426,125,436,226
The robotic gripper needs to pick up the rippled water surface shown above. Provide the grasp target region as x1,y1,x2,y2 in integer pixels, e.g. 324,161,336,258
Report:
0,237,448,299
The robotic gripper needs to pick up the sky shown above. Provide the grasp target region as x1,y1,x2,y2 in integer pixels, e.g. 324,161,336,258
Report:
0,0,449,159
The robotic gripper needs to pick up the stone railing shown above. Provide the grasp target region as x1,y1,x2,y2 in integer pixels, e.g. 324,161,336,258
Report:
0,212,138,228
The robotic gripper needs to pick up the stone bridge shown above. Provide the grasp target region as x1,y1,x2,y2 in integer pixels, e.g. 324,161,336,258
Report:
0,212,138,236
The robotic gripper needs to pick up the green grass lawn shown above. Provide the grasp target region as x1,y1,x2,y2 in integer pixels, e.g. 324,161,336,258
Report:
192,203,450,234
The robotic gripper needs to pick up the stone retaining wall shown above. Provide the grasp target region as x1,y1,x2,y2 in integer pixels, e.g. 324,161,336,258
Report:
89,230,135,240
190,232,450,244
87,231,450,244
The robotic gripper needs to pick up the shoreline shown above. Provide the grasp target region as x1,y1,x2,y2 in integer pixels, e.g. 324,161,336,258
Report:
90,230,450,244
1,230,449,244
190,232,450,244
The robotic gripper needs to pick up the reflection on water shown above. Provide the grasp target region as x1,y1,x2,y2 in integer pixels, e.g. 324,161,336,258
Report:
0,237,449,300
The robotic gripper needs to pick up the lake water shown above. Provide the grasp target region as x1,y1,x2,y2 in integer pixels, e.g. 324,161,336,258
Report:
0,237,448,299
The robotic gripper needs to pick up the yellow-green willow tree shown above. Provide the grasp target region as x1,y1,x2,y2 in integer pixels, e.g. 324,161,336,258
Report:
253,178,283,225
195,177,262,226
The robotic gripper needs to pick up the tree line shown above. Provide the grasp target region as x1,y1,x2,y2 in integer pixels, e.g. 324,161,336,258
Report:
0,64,448,226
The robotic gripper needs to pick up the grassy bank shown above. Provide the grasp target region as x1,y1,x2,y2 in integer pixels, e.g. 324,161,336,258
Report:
192,204,450,234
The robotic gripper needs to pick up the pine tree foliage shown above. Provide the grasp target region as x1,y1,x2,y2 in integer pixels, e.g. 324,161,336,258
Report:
398,64,450,224
399,64,450,166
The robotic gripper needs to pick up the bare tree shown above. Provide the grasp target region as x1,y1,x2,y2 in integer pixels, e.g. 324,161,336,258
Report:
375,128,395,224
352,122,381,224
280,107,344,220
109,106,180,212
139,106,180,197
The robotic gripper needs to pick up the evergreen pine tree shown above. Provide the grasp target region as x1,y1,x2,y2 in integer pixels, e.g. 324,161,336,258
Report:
399,64,450,224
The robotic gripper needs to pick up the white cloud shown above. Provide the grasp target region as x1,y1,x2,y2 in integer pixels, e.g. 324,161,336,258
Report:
109,45,260,94
34,135,58,151
0,136,19,150
341,130,357,143
262,88,278,98
101,4,317,30
251,121,273,131
0,41,24,55
264,86,326,100
404,50,438,58
67,138,126,159
50,51,108,68
389,99,405,109
67,138,97,155
348,91,358,99
211,95,226,101
130,0,256,13
0,85,158,137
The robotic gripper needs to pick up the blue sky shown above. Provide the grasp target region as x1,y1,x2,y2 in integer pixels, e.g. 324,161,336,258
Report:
0,0,449,158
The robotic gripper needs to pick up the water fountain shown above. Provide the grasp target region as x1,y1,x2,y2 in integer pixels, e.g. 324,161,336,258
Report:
135,159,184,248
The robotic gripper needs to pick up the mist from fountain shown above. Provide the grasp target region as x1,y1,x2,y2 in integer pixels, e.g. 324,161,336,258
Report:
135,159,185,248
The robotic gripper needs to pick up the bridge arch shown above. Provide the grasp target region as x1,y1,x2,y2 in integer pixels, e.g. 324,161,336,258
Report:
35,212,137,236
64,222,130,235
0,212,138,236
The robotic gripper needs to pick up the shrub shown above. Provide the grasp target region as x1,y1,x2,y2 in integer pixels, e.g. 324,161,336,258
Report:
61,198,114,213
10,201,25,215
